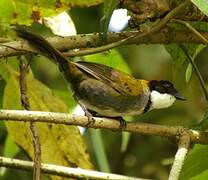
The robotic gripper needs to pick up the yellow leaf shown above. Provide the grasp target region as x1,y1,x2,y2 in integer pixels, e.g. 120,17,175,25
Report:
3,69,93,179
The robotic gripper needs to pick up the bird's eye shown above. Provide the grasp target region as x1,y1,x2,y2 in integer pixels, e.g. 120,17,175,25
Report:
164,83,172,88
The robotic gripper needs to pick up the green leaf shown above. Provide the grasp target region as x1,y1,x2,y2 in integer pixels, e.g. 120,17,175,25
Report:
180,144,208,180
191,0,208,16
189,170,208,180
0,58,18,81
165,21,207,73
3,135,20,158
3,68,93,176
85,49,131,74
90,129,110,172
192,21,208,31
166,44,198,69
100,0,118,40
0,0,103,25
63,0,103,7
52,89,76,113
192,109,208,130
185,63,193,83
121,131,130,152
185,45,206,83
165,44,187,71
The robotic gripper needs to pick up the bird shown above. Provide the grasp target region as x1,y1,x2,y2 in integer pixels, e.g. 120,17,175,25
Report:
13,26,186,129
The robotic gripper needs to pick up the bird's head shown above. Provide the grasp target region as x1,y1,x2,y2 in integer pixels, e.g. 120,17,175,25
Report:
148,80,186,110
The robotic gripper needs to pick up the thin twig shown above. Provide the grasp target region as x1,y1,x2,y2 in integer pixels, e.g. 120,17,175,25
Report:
179,45,208,101
168,133,190,180
172,19,208,44
0,156,145,180
19,59,31,110
0,109,208,144
63,46,113,57
19,58,41,180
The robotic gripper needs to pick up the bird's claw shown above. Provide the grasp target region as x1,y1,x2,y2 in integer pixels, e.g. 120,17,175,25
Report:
85,111,95,127
117,117,127,130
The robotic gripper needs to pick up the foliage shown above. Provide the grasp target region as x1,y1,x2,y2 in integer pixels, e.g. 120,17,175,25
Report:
1,63,93,179
100,0,118,40
180,145,208,180
191,0,208,16
0,0,103,25
185,45,206,82
0,0,208,180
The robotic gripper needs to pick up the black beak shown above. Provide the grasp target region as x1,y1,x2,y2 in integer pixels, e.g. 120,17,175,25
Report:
174,92,186,101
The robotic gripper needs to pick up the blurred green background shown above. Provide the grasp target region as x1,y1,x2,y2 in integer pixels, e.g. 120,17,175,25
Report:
0,4,207,180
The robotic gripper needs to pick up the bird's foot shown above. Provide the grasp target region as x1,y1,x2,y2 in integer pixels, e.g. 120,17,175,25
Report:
73,94,95,127
84,110,95,127
116,117,127,130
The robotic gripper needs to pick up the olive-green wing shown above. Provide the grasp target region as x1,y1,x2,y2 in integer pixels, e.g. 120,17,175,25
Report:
74,61,141,96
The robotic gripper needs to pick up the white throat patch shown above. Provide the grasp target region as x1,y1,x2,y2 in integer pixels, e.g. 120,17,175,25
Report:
150,90,176,110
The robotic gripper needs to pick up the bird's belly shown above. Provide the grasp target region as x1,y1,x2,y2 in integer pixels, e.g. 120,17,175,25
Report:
76,79,149,117
80,100,145,117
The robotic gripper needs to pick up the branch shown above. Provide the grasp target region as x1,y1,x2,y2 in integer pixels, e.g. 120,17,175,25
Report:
0,109,208,144
171,20,208,102
56,0,189,57
168,133,190,180
0,38,10,43
19,57,41,180
2,28,208,59
122,0,208,25
172,19,208,44
180,45,208,101
0,156,144,180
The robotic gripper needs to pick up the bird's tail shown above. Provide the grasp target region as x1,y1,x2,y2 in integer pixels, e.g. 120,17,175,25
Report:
13,26,85,84
13,26,70,72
